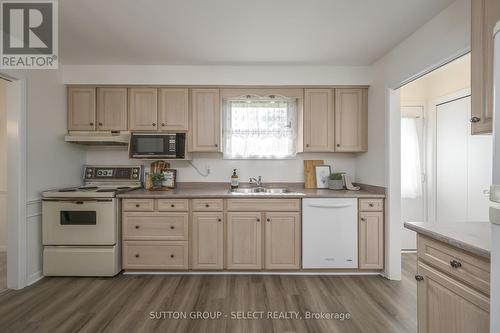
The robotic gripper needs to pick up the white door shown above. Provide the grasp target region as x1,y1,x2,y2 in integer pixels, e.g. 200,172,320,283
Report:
436,96,492,222
401,106,425,250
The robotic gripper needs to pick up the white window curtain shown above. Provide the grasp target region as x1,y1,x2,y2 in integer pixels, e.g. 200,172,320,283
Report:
401,117,422,199
223,96,297,159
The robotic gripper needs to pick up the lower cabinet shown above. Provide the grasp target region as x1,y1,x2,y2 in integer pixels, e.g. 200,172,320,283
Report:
265,212,301,269
123,241,188,270
227,212,262,270
416,262,489,333
191,212,224,269
358,199,384,269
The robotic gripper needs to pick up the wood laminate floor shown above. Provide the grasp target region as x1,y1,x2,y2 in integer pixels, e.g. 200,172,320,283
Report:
0,253,417,333
0,252,6,293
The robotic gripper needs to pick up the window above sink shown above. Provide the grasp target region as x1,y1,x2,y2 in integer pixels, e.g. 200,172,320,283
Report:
222,94,298,159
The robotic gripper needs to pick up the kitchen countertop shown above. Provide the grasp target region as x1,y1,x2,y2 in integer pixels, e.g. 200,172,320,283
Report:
117,183,386,199
404,221,491,259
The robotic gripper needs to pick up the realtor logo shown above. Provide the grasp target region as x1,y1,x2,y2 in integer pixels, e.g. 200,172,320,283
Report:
1,0,58,69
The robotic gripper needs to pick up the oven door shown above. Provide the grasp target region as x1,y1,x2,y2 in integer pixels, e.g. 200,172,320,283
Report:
42,198,118,246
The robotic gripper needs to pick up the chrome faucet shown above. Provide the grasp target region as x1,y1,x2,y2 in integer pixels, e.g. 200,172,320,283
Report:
249,176,263,187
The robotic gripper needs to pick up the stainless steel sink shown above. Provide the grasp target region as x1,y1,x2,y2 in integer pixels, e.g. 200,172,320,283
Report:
229,187,290,194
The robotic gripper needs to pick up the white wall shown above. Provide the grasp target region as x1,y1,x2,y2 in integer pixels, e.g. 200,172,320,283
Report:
2,69,86,285
86,150,357,183
0,79,6,251
356,0,471,279
63,64,372,183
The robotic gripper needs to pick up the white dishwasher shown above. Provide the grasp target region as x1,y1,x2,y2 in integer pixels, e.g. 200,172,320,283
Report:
302,198,358,269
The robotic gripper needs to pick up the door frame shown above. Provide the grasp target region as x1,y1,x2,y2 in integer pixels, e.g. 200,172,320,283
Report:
1,72,28,290
428,88,470,223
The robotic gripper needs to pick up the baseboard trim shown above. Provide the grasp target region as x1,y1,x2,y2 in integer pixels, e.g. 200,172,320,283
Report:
27,271,44,286
123,271,384,276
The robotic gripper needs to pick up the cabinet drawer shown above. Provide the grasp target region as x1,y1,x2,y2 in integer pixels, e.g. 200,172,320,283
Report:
418,235,490,295
359,199,383,211
123,199,155,212
123,212,188,241
227,199,300,211
192,199,223,211
123,241,188,269
157,199,189,211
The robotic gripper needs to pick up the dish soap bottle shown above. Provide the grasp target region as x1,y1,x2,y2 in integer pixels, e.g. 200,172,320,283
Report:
231,169,239,189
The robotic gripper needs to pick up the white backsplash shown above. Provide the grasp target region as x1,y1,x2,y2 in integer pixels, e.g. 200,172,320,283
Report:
85,148,358,183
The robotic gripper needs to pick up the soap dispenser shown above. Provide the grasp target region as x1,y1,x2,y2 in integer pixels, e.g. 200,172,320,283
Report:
231,169,239,189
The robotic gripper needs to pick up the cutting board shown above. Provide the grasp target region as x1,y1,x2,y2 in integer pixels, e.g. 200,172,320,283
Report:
303,160,324,188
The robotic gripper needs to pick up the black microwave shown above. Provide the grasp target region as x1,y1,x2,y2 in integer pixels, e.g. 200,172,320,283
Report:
129,133,186,159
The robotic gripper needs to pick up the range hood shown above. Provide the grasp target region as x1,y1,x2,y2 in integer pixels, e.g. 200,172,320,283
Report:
64,131,130,146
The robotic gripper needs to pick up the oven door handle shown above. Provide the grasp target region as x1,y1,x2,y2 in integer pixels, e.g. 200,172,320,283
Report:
42,198,113,203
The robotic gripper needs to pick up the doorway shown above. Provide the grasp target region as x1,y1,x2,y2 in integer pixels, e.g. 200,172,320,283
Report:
436,95,492,222
0,78,7,292
398,53,485,251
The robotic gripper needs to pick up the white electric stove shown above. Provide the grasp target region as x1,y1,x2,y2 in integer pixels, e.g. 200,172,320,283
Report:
42,165,143,277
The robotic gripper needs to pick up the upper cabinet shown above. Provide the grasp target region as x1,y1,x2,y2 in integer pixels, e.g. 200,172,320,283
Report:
303,89,335,152
190,88,220,152
471,0,500,134
335,88,368,152
129,88,158,131
158,88,189,131
96,87,127,131
68,87,96,131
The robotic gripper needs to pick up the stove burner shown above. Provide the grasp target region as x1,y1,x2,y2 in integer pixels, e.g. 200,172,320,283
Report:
58,188,77,192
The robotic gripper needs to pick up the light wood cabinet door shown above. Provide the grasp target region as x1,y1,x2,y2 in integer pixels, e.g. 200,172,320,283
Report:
192,212,224,269
227,212,262,270
303,89,334,152
96,87,127,131
68,87,96,131
416,262,489,333
128,88,158,131
158,88,189,131
264,212,300,270
190,88,220,152
359,211,384,269
471,0,500,134
335,88,368,152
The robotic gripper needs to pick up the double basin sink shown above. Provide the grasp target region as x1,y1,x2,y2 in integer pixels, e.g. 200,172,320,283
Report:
229,187,291,194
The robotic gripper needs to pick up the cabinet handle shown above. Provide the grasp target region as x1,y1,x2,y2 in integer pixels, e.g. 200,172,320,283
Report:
218,218,222,222
170,226,175,230
98,122,103,126
414,275,424,281
256,218,260,222
450,260,462,268
170,254,174,258
89,122,94,126
361,217,366,221
205,204,210,208
470,116,481,123
135,204,140,208
135,225,140,229
336,144,340,147
152,123,156,126
162,123,166,126
306,143,310,147
214,143,218,147
135,254,140,258
171,204,175,208
369,203,374,207
267,218,271,222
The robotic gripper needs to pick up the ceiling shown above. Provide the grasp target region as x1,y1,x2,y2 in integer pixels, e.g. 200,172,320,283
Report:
60,0,455,66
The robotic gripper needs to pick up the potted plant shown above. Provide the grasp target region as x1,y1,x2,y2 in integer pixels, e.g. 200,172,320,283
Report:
150,172,165,189
328,173,345,190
